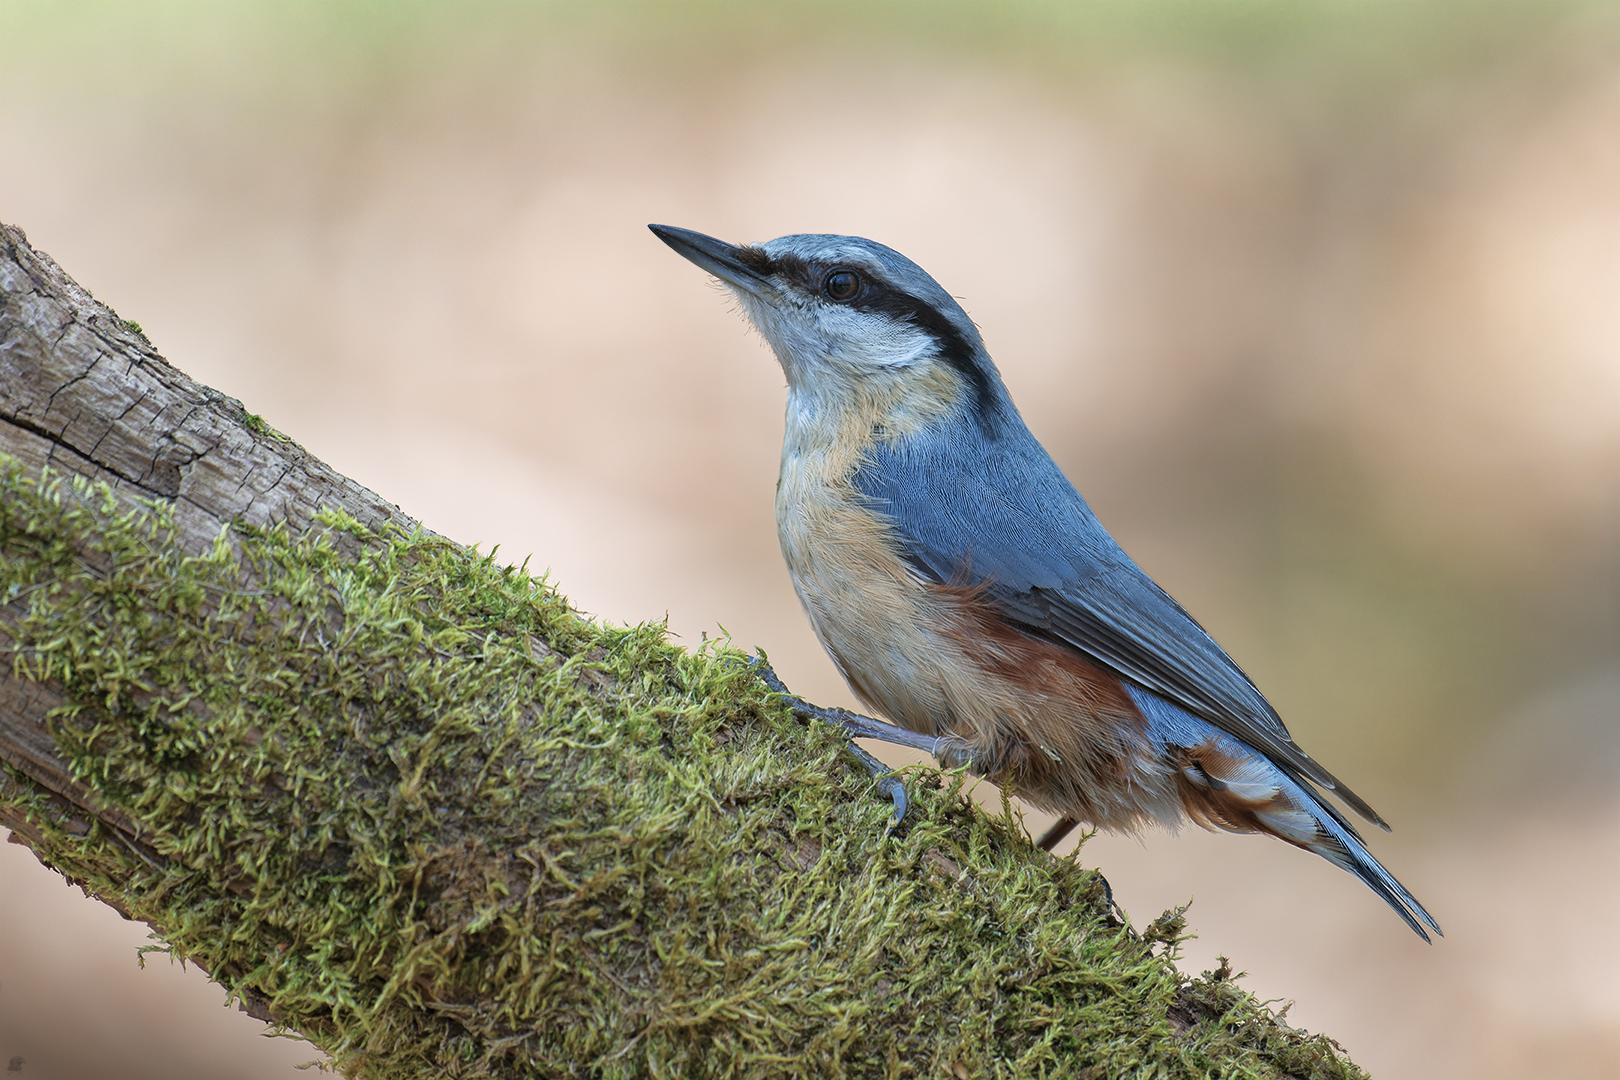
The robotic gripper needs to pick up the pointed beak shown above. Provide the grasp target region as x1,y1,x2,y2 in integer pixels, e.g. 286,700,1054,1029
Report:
648,224,775,299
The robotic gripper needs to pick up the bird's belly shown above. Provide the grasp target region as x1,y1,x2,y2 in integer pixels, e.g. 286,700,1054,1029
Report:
775,456,1173,829
775,458,952,732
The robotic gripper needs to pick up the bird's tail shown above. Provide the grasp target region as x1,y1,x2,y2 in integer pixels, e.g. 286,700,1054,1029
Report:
1273,777,1442,942
1130,687,1442,941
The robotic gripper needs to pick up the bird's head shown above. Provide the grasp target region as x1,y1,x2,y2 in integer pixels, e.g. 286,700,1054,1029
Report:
650,225,1007,428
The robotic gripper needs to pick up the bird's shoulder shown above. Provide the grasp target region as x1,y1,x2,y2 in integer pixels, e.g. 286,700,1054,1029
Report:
850,414,1130,590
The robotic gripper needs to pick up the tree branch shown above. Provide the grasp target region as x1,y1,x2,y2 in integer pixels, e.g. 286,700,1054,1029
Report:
0,221,1363,1080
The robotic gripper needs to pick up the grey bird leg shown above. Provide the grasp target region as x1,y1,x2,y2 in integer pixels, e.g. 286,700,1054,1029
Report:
841,740,909,831
752,659,944,832
1033,820,1121,921
1036,816,1081,852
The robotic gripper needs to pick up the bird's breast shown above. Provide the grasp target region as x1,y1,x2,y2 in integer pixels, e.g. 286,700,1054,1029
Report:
774,388,960,734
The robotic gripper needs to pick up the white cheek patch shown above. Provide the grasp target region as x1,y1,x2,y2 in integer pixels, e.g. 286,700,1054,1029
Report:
734,291,938,379
814,306,939,370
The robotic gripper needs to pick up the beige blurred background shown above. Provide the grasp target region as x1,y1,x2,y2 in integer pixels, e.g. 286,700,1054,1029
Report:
1,2,1616,1077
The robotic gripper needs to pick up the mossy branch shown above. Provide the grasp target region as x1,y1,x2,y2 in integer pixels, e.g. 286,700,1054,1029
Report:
0,221,1362,1079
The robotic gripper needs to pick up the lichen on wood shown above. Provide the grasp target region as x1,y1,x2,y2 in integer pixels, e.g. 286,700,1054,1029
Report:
0,460,1363,1079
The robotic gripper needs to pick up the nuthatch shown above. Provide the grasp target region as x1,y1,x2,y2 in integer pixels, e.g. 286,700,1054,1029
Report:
651,224,1441,941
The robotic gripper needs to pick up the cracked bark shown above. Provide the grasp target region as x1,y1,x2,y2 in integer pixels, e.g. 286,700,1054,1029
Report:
0,225,407,544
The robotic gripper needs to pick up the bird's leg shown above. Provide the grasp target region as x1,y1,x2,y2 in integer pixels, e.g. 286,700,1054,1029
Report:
1036,816,1081,852
751,658,944,832
1031,819,1121,923
826,710,951,755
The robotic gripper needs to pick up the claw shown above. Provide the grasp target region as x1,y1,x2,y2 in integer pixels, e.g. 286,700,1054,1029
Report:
842,739,909,832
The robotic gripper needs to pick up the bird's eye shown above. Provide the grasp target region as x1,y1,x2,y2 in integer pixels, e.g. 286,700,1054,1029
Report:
824,269,860,302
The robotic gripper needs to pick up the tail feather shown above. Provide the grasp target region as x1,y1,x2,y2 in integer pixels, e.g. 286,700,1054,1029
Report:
1128,685,1441,941
1288,786,1443,941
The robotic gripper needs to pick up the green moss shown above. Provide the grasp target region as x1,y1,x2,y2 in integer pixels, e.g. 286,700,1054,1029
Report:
239,411,291,441
0,458,1363,1079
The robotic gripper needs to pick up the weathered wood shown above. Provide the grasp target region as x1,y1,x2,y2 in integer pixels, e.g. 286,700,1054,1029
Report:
0,222,412,549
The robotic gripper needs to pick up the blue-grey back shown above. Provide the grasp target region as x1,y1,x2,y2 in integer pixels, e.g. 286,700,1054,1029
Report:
851,406,1128,590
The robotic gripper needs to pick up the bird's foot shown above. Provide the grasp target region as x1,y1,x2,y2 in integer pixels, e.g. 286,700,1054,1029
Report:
751,657,921,832
751,658,945,753
1033,818,1124,923
842,740,909,834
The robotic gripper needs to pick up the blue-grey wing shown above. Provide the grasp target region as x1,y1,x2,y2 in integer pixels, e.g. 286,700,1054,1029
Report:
853,423,1387,830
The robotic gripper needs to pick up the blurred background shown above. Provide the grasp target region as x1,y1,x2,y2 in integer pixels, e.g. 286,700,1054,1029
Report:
1,2,1616,1076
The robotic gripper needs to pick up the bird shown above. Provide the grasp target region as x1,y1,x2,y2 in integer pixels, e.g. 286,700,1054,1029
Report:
649,223,1441,942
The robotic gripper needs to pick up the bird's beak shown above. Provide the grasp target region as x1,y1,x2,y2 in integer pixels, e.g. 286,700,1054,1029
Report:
648,224,775,299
